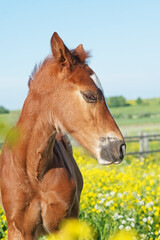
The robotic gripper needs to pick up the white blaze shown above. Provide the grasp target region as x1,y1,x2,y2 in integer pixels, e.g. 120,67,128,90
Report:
90,73,103,92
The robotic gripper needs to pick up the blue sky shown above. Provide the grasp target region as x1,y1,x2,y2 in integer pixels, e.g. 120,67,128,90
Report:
0,0,160,110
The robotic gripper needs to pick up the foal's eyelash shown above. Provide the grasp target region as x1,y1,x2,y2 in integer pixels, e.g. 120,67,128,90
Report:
80,90,98,103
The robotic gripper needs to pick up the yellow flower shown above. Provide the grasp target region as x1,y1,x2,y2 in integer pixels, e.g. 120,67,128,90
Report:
109,230,138,240
155,231,159,236
47,219,93,240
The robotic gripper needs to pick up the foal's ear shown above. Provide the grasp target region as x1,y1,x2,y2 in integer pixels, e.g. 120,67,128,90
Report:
51,32,74,65
75,44,89,62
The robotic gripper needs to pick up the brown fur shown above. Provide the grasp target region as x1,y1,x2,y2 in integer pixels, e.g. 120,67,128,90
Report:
0,32,124,239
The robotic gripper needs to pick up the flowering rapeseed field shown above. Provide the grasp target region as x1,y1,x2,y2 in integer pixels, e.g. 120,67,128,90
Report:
0,147,160,240
74,149,160,240
0,208,7,239
74,148,160,240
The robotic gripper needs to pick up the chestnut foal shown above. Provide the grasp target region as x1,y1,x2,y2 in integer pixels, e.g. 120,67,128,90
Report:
0,32,126,239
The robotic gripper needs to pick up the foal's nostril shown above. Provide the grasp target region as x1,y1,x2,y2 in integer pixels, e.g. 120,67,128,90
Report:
119,143,126,159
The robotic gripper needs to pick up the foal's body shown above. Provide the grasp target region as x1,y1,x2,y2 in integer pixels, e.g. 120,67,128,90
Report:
0,32,125,239
1,128,82,239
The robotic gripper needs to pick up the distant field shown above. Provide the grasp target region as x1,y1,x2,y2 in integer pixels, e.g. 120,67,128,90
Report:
109,98,160,135
0,110,20,127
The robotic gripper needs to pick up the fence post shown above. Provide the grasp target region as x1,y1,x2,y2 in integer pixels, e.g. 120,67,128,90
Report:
143,132,149,157
123,131,127,138
139,131,143,161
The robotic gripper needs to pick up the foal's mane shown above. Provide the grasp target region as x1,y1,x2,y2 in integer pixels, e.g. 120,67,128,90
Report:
28,47,90,89
28,55,53,88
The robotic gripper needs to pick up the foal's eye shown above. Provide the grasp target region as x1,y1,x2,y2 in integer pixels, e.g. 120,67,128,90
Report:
81,90,97,103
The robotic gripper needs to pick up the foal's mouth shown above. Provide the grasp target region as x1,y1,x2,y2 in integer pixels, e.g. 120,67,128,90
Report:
98,157,123,165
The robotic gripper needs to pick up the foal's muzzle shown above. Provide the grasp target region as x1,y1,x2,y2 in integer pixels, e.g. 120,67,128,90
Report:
98,139,126,165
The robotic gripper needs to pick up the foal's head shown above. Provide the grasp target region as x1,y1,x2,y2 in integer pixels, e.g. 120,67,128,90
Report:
29,32,126,165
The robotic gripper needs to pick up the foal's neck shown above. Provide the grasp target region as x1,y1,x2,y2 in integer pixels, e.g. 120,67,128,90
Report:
17,92,56,182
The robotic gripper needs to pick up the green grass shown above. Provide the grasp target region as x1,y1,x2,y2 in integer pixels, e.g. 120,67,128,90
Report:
0,110,21,142
108,98,160,135
110,101,160,119
0,110,20,126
